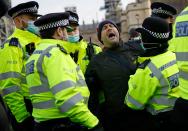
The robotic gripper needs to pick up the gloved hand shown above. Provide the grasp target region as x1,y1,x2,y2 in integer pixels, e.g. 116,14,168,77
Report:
18,116,34,131
126,39,146,56
89,123,104,131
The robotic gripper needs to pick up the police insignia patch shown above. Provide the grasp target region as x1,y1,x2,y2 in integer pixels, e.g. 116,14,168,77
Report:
168,73,179,88
57,44,67,54
9,37,20,47
26,60,35,75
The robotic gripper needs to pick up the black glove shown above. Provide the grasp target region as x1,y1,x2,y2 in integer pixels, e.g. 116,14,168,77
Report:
126,39,145,55
18,116,34,131
89,123,104,131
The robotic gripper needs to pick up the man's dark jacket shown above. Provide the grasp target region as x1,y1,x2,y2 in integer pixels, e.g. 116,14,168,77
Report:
85,42,150,131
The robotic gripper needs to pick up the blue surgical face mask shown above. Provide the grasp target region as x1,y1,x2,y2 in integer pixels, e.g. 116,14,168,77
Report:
67,34,80,43
26,20,39,35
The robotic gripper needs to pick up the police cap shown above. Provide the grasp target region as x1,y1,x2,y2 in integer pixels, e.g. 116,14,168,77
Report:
8,1,41,18
34,12,70,31
66,11,79,26
136,17,169,43
151,2,177,18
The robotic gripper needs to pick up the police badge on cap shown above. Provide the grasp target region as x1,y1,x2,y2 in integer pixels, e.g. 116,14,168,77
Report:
34,12,70,31
151,2,177,19
8,1,41,18
66,11,79,26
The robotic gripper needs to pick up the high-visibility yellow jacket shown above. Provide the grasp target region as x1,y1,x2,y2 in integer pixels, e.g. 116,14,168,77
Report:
125,51,179,115
168,6,188,100
0,28,41,122
61,39,101,74
26,39,99,128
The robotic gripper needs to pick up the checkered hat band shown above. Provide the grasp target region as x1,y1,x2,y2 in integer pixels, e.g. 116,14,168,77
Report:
39,19,69,30
12,6,38,18
143,27,169,39
152,8,173,16
69,16,78,22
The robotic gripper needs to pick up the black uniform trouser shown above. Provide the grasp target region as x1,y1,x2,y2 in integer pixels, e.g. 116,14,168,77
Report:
34,118,87,131
151,110,178,131
173,98,188,131
101,109,155,131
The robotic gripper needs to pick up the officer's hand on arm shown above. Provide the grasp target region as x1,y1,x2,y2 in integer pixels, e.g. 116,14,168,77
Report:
126,39,145,55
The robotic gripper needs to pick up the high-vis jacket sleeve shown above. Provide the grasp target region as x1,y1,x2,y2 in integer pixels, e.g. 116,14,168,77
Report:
45,49,99,128
0,45,30,123
125,68,158,110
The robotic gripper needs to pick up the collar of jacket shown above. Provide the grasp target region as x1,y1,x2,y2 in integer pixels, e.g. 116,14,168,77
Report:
39,39,66,46
103,41,125,52
10,28,41,44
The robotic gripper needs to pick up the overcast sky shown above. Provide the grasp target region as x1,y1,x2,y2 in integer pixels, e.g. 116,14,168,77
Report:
12,0,135,24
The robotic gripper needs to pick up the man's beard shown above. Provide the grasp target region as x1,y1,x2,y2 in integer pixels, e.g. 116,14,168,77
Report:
110,41,121,49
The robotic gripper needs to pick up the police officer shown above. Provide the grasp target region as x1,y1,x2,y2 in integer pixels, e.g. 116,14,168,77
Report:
0,1,41,131
26,12,103,131
151,2,177,40
171,6,188,131
62,11,101,74
0,1,14,131
125,17,179,130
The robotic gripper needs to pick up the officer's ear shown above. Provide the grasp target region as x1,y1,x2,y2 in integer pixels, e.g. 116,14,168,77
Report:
56,27,64,36
55,27,67,40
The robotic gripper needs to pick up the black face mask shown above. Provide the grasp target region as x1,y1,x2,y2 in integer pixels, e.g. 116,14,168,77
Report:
168,23,173,40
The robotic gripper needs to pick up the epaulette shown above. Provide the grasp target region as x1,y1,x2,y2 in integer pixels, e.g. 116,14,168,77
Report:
138,59,151,69
57,44,67,54
9,37,20,47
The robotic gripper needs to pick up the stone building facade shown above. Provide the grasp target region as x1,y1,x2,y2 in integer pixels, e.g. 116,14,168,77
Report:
121,0,188,42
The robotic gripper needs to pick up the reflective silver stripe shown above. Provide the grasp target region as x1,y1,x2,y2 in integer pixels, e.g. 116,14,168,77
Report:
126,93,144,109
77,79,86,87
179,10,188,16
59,93,83,113
76,66,86,86
30,46,57,95
148,62,169,90
37,46,56,87
0,72,22,80
84,97,89,104
2,86,20,96
51,80,75,95
179,70,188,80
147,106,173,115
76,66,80,72
158,60,176,71
30,85,50,95
147,61,177,114
77,73,83,79
176,52,188,61
149,96,176,107
32,99,55,109
150,60,176,76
